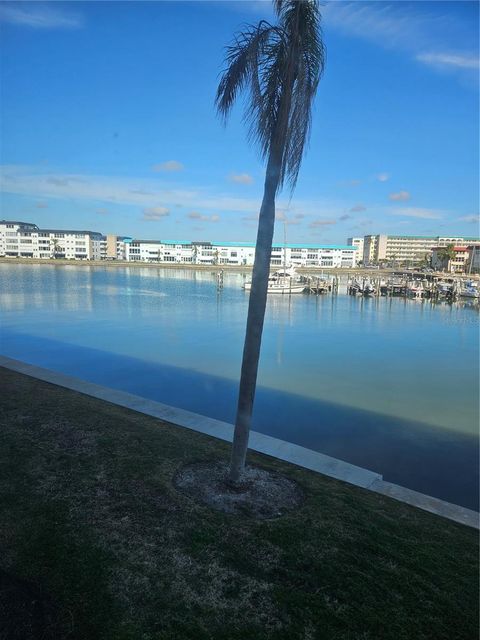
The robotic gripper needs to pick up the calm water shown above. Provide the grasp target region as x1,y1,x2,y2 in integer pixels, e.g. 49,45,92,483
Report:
1,263,478,509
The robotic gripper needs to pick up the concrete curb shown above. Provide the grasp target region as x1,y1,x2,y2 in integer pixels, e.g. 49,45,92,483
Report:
1,356,478,530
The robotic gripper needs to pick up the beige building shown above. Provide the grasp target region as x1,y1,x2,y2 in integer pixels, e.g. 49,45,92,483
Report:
431,246,470,273
361,234,480,265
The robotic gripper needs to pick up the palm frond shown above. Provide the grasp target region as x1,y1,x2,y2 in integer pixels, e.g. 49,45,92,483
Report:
215,21,274,123
216,0,325,193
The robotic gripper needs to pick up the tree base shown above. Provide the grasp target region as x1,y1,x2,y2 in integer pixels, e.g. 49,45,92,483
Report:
173,461,304,519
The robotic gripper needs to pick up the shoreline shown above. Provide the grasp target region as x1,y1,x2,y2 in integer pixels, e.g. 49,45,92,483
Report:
1,257,475,279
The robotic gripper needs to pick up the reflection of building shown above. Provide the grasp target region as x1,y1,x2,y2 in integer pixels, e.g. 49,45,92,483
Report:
0,221,103,260
359,234,480,265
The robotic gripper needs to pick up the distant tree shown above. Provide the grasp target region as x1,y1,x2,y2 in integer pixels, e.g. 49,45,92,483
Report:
417,253,431,269
50,238,61,259
216,0,325,483
437,244,456,271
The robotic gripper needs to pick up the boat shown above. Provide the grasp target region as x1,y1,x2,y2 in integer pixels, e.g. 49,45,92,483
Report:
406,280,424,298
460,281,479,299
243,267,305,294
348,277,376,296
436,281,453,297
362,280,376,296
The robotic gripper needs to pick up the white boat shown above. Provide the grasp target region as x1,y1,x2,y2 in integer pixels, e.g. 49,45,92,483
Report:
407,281,424,298
363,280,376,296
243,267,305,294
460,282,479,299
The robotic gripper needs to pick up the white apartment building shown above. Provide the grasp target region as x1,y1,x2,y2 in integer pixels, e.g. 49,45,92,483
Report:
0,221,103,260
347,237,364,265
361,234,480,265
125,239,356,268
0,222,356,267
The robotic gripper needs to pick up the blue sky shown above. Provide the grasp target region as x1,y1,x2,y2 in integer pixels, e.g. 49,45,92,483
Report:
0,0,478,243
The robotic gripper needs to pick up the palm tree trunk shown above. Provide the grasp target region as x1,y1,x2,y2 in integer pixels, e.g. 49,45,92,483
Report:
229,150,282,484
228,9,301,484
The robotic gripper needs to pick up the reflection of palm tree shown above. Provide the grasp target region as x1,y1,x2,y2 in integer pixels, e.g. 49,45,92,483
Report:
216,0,325,483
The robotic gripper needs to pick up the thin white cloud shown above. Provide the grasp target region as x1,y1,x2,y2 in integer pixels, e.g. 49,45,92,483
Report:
376,173,390,182
323,1,476,80
417,53,479,70
389,190,410,202
142,207,170,221
152,161,184,172
349,204,366,212
392,207,442,220
0,165,371,223
458,214,480,224
0,4,83,29
36,201,48,209
187,211,220,223
338,179,361,188
309,219,337,228
323,2,435,50
229,173,254,185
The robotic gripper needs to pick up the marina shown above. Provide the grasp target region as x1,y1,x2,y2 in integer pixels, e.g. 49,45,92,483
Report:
0,263,478,510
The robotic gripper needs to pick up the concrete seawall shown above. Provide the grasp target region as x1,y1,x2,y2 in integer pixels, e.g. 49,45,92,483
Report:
1,355,478,530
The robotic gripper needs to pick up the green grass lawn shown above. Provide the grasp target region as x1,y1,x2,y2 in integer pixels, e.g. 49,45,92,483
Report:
0,367,478,640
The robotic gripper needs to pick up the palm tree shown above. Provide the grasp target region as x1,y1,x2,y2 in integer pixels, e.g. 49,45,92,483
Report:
437,244,456,271
216,0,325,483
50,238,61,259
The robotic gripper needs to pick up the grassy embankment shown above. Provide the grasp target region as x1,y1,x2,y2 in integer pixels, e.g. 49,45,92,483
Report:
0,367,478,640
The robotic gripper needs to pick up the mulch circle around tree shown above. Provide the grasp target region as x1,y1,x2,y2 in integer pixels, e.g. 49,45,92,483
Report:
173,460,304,519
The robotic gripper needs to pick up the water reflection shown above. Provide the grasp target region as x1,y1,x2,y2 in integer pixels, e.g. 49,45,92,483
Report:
1,263,478,437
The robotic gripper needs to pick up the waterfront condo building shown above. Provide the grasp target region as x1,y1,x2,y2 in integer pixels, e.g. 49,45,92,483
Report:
125,239,357,268
431,246,477,274
0,221,103,260
346,237,364,264
359,234,480,265
0,221,357,267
